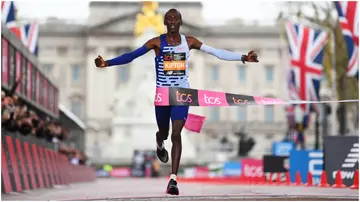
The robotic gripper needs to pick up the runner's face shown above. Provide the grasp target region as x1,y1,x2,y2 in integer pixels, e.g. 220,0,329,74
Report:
164,11,181,33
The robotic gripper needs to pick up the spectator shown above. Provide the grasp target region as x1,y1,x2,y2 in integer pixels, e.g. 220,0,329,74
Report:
58,143,70,156
35,120,46,139
45,121,56,142
2,80,88,166
17,105,33,135
58,127,69,142
70,150,81,165
79,152,87,165
29,111,39,136
152,160,160,177
2,95,19,132
2,90,6,101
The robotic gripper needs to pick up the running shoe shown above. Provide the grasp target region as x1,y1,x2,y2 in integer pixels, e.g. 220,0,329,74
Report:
166,179,179,195
156,142,169,163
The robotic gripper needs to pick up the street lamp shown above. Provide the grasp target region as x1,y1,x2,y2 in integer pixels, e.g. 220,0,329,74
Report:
320,87,332,137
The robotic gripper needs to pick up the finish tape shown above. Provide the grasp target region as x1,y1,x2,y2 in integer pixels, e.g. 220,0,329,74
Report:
154,87,359,106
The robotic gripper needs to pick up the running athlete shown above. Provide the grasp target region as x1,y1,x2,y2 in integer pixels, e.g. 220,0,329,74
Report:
94,8,259,195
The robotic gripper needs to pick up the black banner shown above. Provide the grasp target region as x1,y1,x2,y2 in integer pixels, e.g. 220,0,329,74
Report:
163,87,285,107
225,93,255,106
324,136,359,186
263,155,289,173
263,155,289,182
169,87,199,106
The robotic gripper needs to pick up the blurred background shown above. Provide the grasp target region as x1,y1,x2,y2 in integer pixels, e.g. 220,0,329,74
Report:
1,0,358,194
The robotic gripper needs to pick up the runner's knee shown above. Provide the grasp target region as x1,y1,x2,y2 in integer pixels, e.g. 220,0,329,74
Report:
171,132,181,143
171,121,184,143
157,130,169,140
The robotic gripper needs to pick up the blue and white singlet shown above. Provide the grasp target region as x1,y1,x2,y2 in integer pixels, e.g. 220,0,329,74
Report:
154,34,190,88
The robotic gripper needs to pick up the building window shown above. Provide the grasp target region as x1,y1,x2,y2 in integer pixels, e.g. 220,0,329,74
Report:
238,65,246,81
42,45,55,51
237,106,247,121
266,134,274,140
85,46,96,54
107,129,112,137
209,107,220,122
70,99,82,118
42,63,53,75
117,66,129,84
57,46,68,56
265,65,274,82
265,105,274,122
116,47,130,55
72,64,80,83
111,47,130,85
211,65,219,81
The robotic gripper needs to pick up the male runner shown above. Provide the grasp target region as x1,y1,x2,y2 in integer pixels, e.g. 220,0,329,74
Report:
95,8,259,195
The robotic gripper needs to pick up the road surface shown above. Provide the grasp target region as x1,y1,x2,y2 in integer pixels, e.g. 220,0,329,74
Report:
2,178,359,201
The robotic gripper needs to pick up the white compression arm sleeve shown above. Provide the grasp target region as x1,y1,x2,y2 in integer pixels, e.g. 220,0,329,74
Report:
200,44,243,61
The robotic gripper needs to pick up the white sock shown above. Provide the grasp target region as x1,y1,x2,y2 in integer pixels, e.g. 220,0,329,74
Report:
170,174,177,181
157,141,164,150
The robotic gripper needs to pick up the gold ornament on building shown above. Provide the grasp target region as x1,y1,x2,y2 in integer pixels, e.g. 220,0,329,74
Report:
134,1,165,37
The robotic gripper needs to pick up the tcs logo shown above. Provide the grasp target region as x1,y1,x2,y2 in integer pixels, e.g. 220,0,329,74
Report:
176,91,192,103
232,97,249,104
243,165,263,178
155,93,162,102
204,94,221,105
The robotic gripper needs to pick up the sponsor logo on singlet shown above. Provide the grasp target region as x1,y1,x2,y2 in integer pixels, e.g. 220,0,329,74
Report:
163,53,186,76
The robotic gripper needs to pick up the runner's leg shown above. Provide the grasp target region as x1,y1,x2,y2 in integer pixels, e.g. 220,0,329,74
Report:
155,106,171,163
166,105,189,195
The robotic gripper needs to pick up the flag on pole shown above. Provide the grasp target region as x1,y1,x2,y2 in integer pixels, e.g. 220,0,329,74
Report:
334,1,359,79
2,1,39,56
1,1,16,25
285,20,329,115
8,22,39,56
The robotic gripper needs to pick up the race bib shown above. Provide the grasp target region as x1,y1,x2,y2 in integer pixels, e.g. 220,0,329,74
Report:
163,53,186,76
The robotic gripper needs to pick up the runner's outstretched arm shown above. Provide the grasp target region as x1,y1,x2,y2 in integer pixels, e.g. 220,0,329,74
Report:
94,37,159,68
106,46,149,66
186,36,259,63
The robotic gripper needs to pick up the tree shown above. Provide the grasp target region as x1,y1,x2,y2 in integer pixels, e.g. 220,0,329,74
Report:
276,1,359,135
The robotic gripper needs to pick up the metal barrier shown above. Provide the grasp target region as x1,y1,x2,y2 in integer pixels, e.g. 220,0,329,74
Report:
1,130,96,194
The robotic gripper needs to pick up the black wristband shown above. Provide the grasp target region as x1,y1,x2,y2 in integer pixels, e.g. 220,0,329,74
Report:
241,55,247,63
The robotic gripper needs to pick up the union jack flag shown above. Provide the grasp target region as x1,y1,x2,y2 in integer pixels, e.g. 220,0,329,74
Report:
1,1,16,25
8,22,39,56
334,1,359,79
285,20,328,115
2,1,39,56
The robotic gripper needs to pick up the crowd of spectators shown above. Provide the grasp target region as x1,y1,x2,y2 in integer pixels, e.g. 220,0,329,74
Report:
1,85,87,165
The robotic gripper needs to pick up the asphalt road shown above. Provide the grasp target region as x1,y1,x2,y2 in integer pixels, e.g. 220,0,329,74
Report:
1,178,359,201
